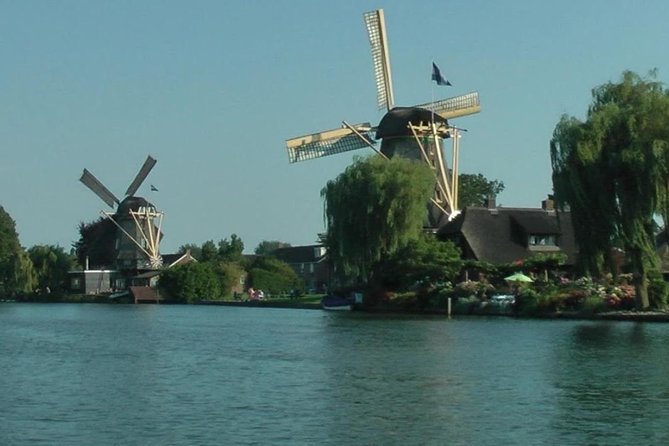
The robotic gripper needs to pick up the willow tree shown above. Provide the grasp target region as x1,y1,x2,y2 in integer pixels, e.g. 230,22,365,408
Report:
0,205,35,297
551,71,669,308
321,156,435,285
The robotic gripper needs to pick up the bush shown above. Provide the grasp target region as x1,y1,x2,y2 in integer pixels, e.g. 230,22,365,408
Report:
159,262,221,303
581,295,605,315
453,296,480,314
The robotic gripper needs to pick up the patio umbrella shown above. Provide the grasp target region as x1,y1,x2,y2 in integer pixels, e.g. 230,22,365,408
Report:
504,272,533,283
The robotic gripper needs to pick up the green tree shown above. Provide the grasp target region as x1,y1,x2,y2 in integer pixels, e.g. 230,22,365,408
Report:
200,240,218,262
218,234,244,263
248,256,301,295
158,262,221,303
0,205,35,297
73,217,116,268
28,245,75,294
376,234,462,290
254,240,291,256
321,156,435,285
212,261,245,296
550,70,669,308
457,173,505,208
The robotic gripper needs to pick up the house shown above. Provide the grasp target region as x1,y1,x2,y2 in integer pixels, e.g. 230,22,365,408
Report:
437,196,578,267
68,250,198,300
68,269,115,294
271,245,329,293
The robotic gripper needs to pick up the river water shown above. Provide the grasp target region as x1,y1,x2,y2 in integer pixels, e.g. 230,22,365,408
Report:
1,303,669,445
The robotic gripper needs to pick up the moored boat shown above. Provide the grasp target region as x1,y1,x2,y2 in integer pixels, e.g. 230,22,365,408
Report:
321,294,353,311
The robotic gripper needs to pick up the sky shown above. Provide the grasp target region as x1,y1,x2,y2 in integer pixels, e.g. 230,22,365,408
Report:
2,0,669,254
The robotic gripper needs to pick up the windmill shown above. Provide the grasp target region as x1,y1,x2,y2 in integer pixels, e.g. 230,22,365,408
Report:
285,9,481,227
79,155,164,270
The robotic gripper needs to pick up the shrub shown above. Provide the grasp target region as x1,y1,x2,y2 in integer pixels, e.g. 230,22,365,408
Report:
581,295,605,314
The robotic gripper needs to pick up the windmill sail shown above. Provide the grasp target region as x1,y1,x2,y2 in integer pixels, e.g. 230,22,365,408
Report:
125,155,157,197
286,124,375,163
416,91,481,119
80,169,120,208
364,9,394,111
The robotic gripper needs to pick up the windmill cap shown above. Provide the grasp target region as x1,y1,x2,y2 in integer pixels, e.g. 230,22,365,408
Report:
116,196,155,216
375,107,449,139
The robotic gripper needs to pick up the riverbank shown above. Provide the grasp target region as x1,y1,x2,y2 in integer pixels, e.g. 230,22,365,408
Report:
199,299,321,310
5,295,669,322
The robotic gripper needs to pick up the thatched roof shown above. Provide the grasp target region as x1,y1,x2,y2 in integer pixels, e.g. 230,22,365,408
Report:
438,206,578,265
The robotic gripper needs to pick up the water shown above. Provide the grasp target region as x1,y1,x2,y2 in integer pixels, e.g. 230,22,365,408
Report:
2,304,669,445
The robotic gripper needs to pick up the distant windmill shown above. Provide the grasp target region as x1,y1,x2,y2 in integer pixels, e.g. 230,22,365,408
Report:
79,155,164,269
285,9,481,226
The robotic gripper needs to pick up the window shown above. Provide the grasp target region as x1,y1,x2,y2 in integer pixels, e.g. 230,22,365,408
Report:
529,234,556,246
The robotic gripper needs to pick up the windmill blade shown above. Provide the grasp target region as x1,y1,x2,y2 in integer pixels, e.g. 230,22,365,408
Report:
415,91,481,119
364,9,394,111
125,155,157,197
286,123,375,163
80,169,120,208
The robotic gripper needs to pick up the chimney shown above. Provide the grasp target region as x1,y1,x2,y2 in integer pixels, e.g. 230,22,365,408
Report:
542,194,555,211
484,195,496,209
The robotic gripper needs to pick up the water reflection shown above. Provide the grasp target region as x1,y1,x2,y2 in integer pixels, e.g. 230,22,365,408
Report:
551,322,669,444
4,305,669,445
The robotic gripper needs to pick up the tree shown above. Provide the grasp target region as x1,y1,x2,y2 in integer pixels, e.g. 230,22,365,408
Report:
158,262,221,303
0,205,35,297
376,234,462,290
212,261,245,296
28,245,75,294
254,240,291,256
550,70,669,308
457,173,505,208
218,234,244,263
200,240,218,262
73,217,116,268
248,256,301,295
321,156,435,284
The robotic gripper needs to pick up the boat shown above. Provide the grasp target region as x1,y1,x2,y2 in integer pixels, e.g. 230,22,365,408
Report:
321,294,353,311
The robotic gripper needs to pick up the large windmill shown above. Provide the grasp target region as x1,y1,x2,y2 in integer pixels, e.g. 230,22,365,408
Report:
79,155,164,270
285,9,481,227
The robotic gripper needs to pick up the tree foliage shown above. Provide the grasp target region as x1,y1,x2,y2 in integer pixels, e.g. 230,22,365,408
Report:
73,217,116,268
0,205,34,297
28,245,75,294
550,70,669,308
458,173,505,208
158,262,221,303
375,234,462,290
218,234,244,263
254,240,291,256
248,256,301,295
321,156,435,284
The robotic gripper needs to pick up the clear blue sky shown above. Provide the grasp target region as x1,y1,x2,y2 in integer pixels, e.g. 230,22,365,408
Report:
2,0,668,254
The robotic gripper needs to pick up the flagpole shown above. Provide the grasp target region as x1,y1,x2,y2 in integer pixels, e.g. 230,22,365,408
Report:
430,60,435,125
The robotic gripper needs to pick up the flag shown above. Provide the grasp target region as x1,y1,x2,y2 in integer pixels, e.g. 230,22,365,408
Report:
431,62,452,86
150,184,158,192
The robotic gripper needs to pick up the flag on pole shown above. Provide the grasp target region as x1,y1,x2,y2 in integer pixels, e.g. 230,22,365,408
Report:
431,62,452,86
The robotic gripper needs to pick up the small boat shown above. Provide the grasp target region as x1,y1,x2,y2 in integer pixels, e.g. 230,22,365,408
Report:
321,294,353,311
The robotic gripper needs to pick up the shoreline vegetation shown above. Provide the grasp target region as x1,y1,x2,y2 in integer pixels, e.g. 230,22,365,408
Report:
8,292,669,323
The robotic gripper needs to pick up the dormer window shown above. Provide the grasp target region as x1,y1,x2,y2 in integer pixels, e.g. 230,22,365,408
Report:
529,234,556,246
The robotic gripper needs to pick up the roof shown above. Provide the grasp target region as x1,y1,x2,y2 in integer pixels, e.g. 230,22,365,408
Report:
161,251,197,267
375,107,448,139
271,245,326,264
437,206,578,265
